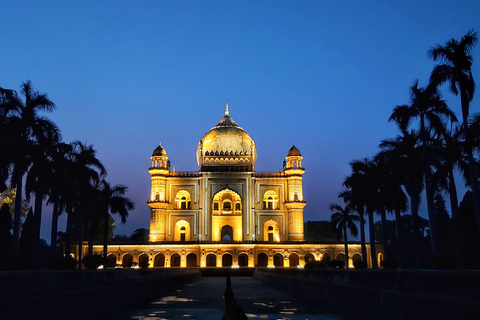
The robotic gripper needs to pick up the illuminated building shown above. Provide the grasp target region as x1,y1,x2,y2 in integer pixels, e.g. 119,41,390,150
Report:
94,104,379,268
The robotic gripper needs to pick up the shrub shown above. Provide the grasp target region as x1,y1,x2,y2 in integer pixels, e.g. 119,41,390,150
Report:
353,260,368,269
304,260,328,269
380,260,399,269
82,254,104,270
328,259,345,269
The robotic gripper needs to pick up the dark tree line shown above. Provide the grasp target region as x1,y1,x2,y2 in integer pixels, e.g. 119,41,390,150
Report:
0,81,135,270
330,30,480,269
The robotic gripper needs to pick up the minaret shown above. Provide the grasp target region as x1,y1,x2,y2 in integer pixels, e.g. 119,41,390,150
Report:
148,143,170,242
284,145,306,241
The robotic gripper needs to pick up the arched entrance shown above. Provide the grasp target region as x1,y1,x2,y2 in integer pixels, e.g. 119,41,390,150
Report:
257,252,268,267
174,220,190,242
336,253,346,263
274,253,284,267
186,253,197,267
221,225,233,242
154,253,165,267
289,253,299,267
206,253,217,267
238,254,249,267
122,254,133,268
106,254,116,268
139,254,149,268
171,253,181,267
222,253,233,267
304,253,315,264
352,253,362,264
321,253,331,261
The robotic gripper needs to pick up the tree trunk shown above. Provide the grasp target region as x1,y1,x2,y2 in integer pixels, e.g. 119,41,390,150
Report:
424,171,439,257
394,206,405,268
33,188,43,244
87,219,94,257
50,201,59,250
447,168,462,264
359,209,367,263
343,224,349,268
410,193,422,269
77,210,84,270
65,210,73,257
12,174,23,250
380,206,388,263
368,210,377,269
103,210,109,263
461,90,480,240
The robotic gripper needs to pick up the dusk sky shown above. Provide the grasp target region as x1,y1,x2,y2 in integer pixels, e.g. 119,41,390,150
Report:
2,1,480,241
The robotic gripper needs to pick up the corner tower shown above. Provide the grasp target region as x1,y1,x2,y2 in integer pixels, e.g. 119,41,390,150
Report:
148,143,170,241
284,145,306,241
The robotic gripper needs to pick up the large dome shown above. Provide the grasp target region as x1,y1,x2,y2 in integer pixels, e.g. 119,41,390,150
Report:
196,104,256,170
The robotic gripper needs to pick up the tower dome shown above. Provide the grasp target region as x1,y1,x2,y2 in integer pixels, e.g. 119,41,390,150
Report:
287,145,301,157
196,103,256,171
152,143,167,157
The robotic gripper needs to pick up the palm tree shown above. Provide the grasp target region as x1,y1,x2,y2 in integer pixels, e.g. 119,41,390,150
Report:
389,81,457,257
435,124,470,263
339,188,367,263
379,131,424,268
1,81,56,250
330,202,359,268
25,120,61,247
344,158,379,268
45,142,73,251
95,180,134,262
429,30,480,232
66,141,105,268
374,150,409,268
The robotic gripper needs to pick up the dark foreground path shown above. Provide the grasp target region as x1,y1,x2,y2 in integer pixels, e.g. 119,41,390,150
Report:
123,276,343,320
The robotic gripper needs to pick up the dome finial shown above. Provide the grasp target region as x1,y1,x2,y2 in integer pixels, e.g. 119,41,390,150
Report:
225,101,229,116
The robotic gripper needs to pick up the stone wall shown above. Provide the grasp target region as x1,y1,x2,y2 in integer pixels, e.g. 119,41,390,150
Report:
254,269,480,320
0,268,200,320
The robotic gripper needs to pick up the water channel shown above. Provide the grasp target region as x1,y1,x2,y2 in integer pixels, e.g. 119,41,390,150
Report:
123,276,343,320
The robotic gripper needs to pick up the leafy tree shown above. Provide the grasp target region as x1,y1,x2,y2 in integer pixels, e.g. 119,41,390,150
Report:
458,191,480,267
304,221,338,242
130,228,149,244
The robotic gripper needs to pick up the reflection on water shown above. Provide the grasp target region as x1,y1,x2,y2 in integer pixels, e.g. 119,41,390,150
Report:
125,277,343,320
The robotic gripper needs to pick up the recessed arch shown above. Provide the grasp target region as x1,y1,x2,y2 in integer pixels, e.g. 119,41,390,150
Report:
263,219,280,242
222,253,233,267
175,190,191,209
221,225,233,242
170,253,181,267
304,253,315,264
206,253,217,267
154,253,165,268
186,253,197,267
263,190,279,209
174,220,190,242
289,253,299,267
139,254,149,268
122,254,133,268
257,252,268,267
238,253,249,267
274,253,284,267
106,254,117,268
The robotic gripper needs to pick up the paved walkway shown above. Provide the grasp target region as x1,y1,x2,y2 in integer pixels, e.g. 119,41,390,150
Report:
124,276,343,320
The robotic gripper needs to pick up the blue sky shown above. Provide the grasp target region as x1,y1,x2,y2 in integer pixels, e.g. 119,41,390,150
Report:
1,1,479,240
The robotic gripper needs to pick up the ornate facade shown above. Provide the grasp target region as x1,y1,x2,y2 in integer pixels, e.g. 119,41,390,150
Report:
93,104,377,268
